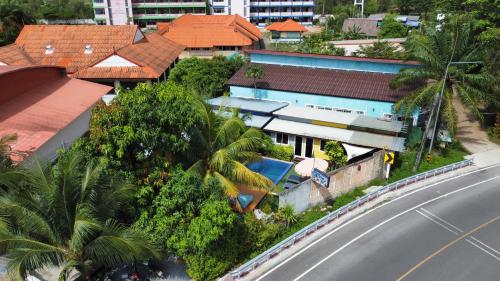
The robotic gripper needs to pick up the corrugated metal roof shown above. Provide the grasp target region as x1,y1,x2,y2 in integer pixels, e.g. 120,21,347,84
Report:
208,96,288,114
264,118,405,152
215,110,273,129
228,63,414,103
273,106,404,133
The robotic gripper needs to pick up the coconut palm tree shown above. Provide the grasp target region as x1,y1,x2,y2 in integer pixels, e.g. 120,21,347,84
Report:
244,64,263,98
0,134,22,191
0,152,160,280
391,17,498,134
189,102,272,197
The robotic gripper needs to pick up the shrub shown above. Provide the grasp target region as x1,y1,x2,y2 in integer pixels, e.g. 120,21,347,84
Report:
270,145,294,161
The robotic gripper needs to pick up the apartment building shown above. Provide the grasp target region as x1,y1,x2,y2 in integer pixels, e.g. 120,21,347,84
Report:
209,0,315,26
92,0,207,27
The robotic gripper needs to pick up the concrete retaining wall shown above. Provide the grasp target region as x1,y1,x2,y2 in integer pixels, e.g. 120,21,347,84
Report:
279,150,385,213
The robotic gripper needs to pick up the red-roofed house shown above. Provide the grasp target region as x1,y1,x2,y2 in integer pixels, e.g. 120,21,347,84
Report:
0,25,184,90
0,66,111,163
157,14,262,58
266,19,308,43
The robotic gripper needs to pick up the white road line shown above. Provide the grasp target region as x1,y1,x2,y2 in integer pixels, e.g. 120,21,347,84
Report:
470,236,500,256
416,209,500,261
254,163,500,281
465,239,500,261
415,210,461,235
419,208,464,233
289,174,500,281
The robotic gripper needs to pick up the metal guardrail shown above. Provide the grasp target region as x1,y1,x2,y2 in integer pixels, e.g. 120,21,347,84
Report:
229,159,473,279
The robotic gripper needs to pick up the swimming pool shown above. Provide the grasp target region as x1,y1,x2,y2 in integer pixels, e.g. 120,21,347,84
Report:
247,157,293,185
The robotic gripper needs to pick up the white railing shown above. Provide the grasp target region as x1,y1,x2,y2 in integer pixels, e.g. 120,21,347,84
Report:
228,159,473,279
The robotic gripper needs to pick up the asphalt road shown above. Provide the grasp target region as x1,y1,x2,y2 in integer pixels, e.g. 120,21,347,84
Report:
256,164,500,281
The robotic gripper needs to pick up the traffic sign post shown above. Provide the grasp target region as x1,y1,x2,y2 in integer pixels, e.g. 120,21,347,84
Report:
384,152,395,165
426,153,432,162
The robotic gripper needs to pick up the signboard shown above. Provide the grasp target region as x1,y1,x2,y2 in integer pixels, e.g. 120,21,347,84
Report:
384,152,395,165
311,168,330,188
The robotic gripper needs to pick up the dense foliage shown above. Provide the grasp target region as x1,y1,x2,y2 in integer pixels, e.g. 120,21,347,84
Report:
324,141,348,170
378,14,408,38
357,40,405,59
167,56,245,97
391,16,498,134
0,0,92,45
0,152,159,280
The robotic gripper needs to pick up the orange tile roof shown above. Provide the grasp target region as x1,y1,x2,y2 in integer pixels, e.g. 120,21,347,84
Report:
0,66,111,162
0,44,34,65
157,14,262,48
74,33,184,79
267,19,308,32
15,25,139,73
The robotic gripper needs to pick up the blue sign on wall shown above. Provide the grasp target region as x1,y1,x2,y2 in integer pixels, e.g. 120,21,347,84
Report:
311,168,330,188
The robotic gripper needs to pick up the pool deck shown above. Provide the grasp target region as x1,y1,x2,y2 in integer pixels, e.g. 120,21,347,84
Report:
237,184,268,213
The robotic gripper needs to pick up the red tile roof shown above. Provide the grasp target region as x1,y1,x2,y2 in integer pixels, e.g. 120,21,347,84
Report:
74,33,184,79
0,44,34,66
15,25,139,73
246,49,420,65
157,14,262,48
267,19,308,32
0,25,184,80
228,64,414,103
0,66,111,161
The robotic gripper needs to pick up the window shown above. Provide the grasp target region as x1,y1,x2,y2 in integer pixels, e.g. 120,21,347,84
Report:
320,139,328,151
355,110,365,115
305,104,314,109
383,113,393,119
276,133,289,145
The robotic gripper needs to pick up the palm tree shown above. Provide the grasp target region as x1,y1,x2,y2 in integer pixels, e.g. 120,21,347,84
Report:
0,134,22,191
189,101,272,198
245,64,263,98
0,0,34,45
0,152,160,280
391,18,498,134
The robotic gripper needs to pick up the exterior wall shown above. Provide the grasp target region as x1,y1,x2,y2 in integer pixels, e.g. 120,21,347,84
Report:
94,0,207,26
23,109,93,164
249,52,414,74
279,150,385,213
313,139,328,159
230,86,395,118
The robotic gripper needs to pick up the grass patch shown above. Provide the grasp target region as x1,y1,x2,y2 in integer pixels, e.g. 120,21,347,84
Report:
387,142,468,184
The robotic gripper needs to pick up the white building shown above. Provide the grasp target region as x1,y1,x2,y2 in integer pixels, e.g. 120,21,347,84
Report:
209,0,315,26
92,0,208,27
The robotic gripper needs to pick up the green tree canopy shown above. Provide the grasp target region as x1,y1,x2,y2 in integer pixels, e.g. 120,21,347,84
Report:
82,82,203,174
378,14,408,38
324,141,348,169
0,0,35,46
0,152,159,280
391,16,498,134
188,104,272,198
167,56,245,97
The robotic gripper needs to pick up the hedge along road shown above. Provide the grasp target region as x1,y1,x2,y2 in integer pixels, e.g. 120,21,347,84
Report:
255,164,500,281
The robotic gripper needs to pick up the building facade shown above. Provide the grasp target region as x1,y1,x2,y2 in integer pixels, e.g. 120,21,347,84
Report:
92,0,207,27
209,0,315,26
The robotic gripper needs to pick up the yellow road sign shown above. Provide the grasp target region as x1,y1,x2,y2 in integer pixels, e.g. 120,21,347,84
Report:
384,152,395,165
426,153,432,162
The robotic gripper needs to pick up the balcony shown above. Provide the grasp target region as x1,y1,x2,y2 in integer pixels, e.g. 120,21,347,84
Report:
133,12,205,19
249,1,315,7
250,11,314,17
132,1,206,8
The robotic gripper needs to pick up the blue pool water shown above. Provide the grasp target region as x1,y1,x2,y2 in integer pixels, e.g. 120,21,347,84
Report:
247,158,293,185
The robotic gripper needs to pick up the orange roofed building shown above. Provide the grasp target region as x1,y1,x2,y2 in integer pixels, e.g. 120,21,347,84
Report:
0,66,111,163
266,19,308,43
157,14,262,58
0,25,184,90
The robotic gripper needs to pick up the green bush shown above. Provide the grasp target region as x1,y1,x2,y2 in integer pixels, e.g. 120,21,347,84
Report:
270,145,294,161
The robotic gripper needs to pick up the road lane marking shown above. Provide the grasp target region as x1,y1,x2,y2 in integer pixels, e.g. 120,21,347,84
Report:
254,164,500,281
470,236,500,256
465,239,500,261
416,209,500,261
416,210,460,235
396,215,500,281
290,175,500,281
420,208,464,233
